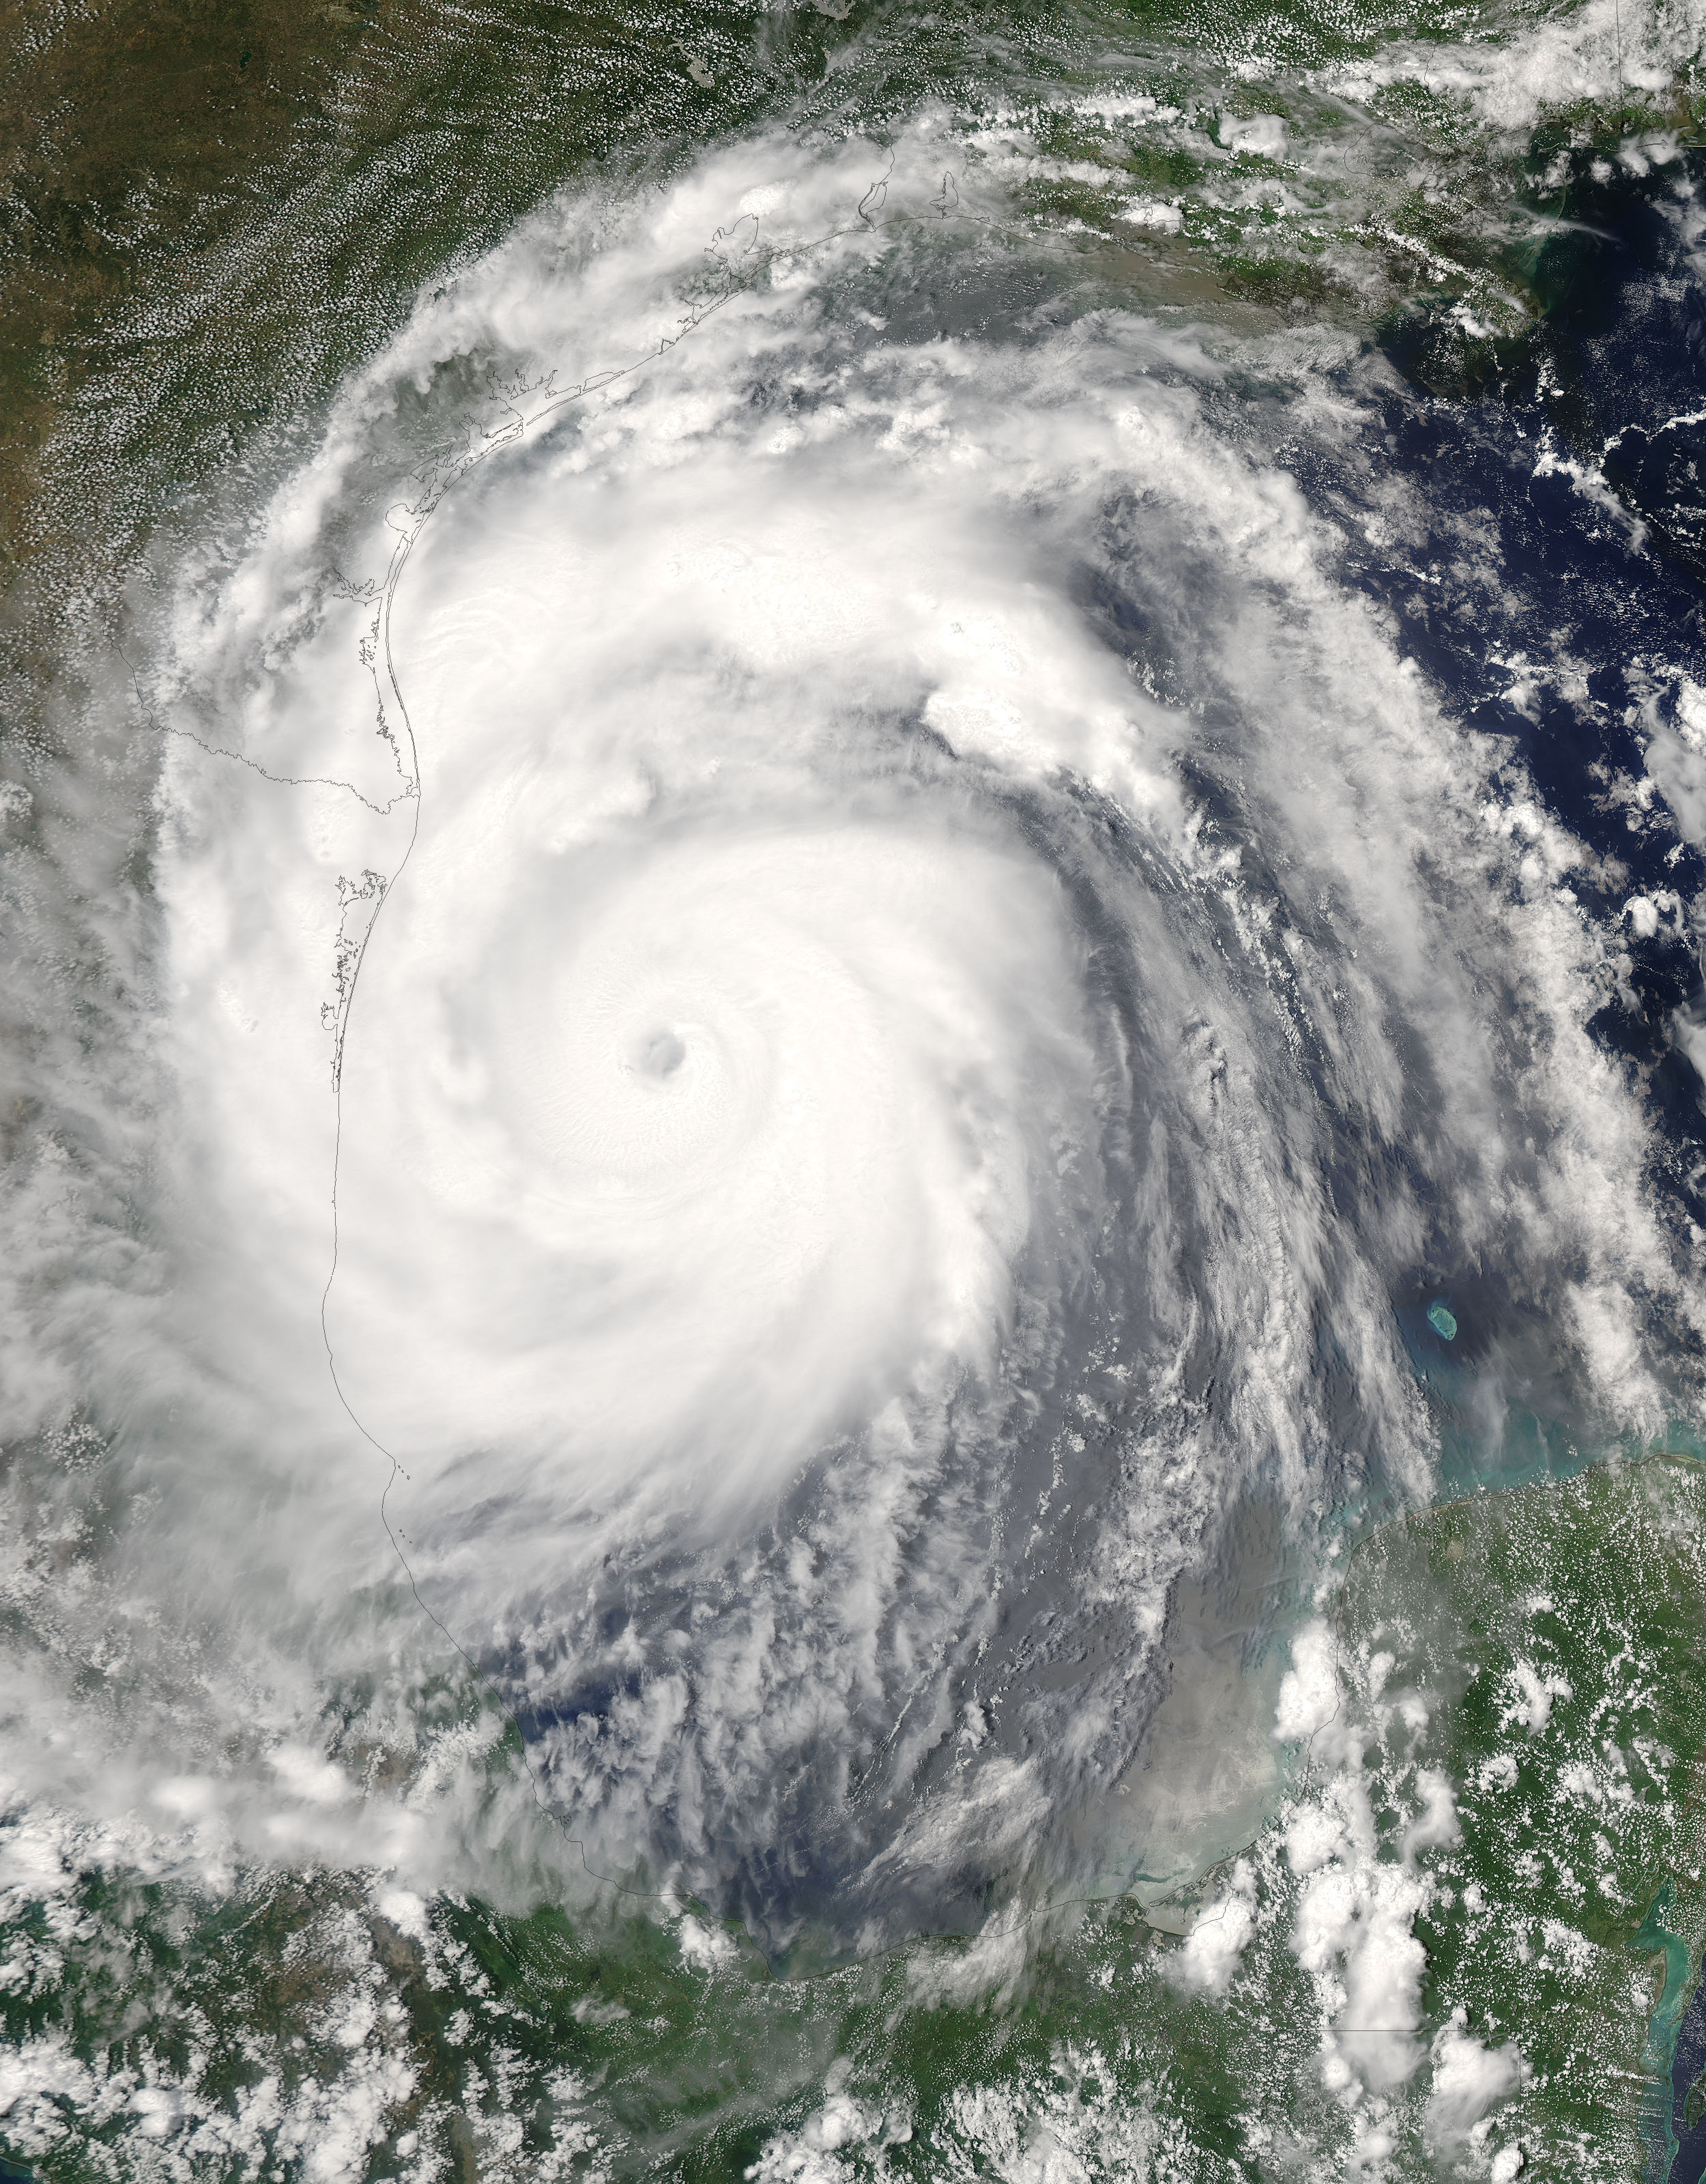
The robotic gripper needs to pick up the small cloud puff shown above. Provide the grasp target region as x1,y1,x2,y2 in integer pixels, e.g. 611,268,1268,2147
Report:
1502,1658,1571,1736
1400,1770,1460,1865
1168,1860,1258,1998
1275,1621,1342,1749
678,1916,738,1974
1426,2009,1529,2149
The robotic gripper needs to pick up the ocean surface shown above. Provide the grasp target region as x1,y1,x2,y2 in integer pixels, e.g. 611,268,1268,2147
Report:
2,0,1706,2174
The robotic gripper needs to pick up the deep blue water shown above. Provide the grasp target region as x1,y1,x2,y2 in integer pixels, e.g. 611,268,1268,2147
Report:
1329,148,1706,1498
1670,1962,1706,2184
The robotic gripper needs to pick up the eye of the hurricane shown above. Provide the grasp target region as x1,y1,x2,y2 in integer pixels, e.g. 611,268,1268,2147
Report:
632,1026,688,1081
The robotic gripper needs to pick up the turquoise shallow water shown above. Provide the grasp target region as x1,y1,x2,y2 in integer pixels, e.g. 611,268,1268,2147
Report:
1636,1885,1696,2182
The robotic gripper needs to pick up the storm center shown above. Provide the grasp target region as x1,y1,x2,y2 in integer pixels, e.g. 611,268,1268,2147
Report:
633,1026,688,1080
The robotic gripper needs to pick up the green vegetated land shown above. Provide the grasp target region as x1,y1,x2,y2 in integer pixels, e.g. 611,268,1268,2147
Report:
3,0,1701,646
3,1454,1705,2179
1346,1458,1706,2174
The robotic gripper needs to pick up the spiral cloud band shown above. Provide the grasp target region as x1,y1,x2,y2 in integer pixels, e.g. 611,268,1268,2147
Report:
137,126,1703,1929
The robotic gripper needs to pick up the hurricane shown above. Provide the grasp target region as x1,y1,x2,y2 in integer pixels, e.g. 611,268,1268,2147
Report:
6,9,1706,2177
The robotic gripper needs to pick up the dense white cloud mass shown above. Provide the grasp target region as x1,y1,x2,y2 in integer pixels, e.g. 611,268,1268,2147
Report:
331,812,1088,1532
3,118,1696,1931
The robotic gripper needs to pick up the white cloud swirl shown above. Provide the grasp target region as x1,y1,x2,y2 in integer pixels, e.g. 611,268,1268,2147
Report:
74,119,1701,1921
